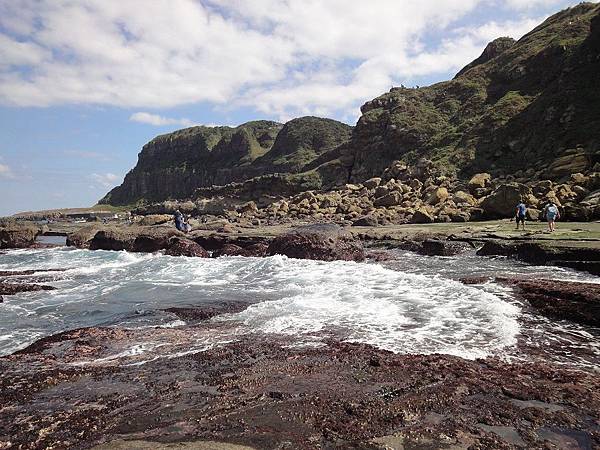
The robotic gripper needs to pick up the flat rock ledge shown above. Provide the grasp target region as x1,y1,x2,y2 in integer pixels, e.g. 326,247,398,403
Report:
67,223,365,262
461,276,600,327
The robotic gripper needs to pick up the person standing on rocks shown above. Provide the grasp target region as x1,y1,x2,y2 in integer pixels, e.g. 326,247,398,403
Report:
515,200,527,231
174,210,191,233
543,202,560,232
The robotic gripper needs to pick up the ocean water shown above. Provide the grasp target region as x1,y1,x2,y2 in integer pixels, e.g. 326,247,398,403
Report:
0,247,598,369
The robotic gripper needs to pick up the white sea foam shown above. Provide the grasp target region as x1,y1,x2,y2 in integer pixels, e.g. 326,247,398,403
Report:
213,257,520,359
1,248,598,367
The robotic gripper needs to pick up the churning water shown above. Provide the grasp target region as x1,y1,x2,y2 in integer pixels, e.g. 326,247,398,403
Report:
1,247,599,369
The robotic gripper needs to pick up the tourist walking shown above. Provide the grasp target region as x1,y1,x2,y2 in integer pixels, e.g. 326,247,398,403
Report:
543,202,560,232
515,201,527,230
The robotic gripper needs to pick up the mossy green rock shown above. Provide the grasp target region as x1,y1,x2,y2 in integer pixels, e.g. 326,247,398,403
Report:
345,3,600,182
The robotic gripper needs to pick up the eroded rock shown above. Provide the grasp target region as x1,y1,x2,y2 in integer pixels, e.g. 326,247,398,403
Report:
267,224,365,261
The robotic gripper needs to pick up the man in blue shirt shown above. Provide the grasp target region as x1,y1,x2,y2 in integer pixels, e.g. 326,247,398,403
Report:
515,201,527,230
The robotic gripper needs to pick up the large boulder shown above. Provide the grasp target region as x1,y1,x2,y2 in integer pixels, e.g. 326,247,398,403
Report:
165,237,209,257
468,173,491,191
0,222,39,249
452,191,477,206
410,208,434,224
373,192,402,207
546,149,590,178
480,183,529,218
89,226,183,252
66,224,103,248
581,189,600,207
267,224,365,261
427,187,449,205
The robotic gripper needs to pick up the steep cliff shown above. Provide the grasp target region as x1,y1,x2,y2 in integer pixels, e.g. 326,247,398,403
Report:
346,2,600,182
100,118,352,205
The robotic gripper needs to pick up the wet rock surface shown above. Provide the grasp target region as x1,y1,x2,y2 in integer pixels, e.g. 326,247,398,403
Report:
499,277,600,327
267,223,365,261
164,237,209,258
418,239,473,257
0,282,55,296
476,240,600,275
89,226,185,253
460,276,600,327
0,223,39,249
1,320,599,450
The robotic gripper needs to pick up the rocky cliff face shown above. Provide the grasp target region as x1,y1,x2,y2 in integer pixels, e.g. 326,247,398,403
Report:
346,2,600,182
102,3,600,206
101,117,352,205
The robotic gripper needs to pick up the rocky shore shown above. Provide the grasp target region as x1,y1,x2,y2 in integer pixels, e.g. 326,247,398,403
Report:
2,216,599,449
1,299,599,450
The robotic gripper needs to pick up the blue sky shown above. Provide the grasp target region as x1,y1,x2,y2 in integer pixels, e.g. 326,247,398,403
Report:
0,0,593,216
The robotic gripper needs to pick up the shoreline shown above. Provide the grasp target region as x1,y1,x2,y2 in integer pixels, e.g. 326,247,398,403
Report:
1,220,599,448
1,300,599,449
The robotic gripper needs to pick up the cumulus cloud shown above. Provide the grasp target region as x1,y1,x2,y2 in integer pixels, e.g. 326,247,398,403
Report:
0,163,15,179
502,0,562,10
91,172,120,188
129,112,196,127
0,0,580,120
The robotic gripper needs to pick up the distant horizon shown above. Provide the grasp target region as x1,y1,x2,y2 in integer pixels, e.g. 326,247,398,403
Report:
1,0,596,216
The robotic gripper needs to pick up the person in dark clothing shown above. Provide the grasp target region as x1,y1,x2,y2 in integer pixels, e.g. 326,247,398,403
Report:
515,201,527,230
174,210,191,233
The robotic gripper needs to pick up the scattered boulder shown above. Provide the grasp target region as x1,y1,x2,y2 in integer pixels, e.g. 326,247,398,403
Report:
427,187,449,205
267,224,365,261
363,177,382,189
452,191,477,206
468,173,491,191
532,180,553,197
373,192,402,207
238,201,258,215
411,208,434,224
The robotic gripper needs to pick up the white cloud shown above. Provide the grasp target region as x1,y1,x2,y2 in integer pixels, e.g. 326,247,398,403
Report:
129,112,196,127
0,0,584,120
0,163,15,179
502,0,562,10
91,172,120,188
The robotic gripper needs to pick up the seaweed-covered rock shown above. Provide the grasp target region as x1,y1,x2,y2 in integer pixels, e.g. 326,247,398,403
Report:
165,237,209,257
267,224,364,261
